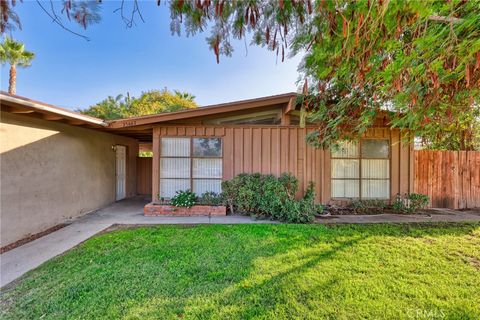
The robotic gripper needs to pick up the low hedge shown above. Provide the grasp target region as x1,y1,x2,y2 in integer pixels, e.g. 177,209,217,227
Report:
222,173,321,223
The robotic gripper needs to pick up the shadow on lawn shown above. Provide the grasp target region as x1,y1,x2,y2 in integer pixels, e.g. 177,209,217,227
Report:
118,227,365,319
122,223,479,319
1,223,479,319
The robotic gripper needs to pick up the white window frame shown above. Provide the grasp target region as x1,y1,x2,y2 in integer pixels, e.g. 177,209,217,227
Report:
159,137,223,199
331,138,390,200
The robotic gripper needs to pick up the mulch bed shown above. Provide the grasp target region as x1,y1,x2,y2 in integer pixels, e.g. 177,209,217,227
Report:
323,205,434,216
0,224,68,254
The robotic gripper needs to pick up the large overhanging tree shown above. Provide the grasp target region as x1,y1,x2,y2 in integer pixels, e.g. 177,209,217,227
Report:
2,0,479,150
168,0,480,150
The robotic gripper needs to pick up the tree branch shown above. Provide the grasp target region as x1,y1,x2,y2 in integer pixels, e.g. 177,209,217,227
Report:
428,15,462,24
113,0,145,28
36,0,89,41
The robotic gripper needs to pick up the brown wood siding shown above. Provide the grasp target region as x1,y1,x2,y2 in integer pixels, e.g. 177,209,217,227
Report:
151,125,413,204
136,157,152,195
151,127,160,202
414,150,480,209
389,129,414,199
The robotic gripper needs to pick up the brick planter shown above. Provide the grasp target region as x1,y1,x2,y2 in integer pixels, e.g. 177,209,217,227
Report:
144,203,226,216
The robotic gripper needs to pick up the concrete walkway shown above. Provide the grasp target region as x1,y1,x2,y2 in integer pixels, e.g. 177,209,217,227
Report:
1,197,479,288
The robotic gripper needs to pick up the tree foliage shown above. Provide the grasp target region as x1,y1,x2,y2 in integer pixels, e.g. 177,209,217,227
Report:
0,0,21,33
0,36,35,94
168,0,480,150
79,89,198,120
3,0,480,149
0,36,35,70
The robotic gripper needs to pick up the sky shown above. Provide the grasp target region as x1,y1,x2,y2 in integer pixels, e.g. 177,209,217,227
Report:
0,1,303,111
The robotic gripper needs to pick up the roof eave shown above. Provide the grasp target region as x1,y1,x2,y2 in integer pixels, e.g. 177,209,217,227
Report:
0,93,107,127
107,92,297,129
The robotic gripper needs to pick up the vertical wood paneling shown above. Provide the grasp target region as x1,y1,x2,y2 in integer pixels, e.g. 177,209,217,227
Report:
224,128,234,180
151,127,160,202
414,150,480,209
460,151,468,209
323,148,331,203
205,127,214,136
186,127,195,136
289,128,298,177
315,148,323,203
137,157,152,195
271,128,280,176
390,129,400,198
297,128,305,194
261,128,271,174
474,152,478,208
252,128,262,173
244,128,252,173
305,129,313,196
214,127,225,136
233,128,243,176
399,131,410,195
195,127,205,136
167,127,177,135
280,128,289,173
408,136,414,193
152,125,419,205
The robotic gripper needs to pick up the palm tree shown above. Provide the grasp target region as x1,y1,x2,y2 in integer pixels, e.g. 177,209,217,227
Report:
174,90,196,102
0,37,35,95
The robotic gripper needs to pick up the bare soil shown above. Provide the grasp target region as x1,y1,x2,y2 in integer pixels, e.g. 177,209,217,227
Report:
0,224,67,254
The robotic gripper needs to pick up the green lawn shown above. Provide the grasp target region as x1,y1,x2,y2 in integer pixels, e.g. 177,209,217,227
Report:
1,223,479,319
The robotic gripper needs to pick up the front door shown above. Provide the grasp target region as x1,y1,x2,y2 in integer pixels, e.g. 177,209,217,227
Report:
115,145,126,201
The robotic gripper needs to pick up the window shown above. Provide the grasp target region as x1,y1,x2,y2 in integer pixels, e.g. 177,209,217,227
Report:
203,110,282,125
331,139,390,199
159,137,222,198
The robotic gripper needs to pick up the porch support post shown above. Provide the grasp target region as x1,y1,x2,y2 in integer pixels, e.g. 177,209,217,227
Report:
152,127,160,203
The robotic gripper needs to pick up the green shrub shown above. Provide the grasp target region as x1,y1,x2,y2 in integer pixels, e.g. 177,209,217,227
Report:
234,173,262,213
314,203,324,215
197,192,223,206
170,190,196,208
278,173,299,199
222,173,298,216
278,183,320,223
257,174,293,219
393,193,429,213
221,175,244,214
280,198,315,223
222,173,320,223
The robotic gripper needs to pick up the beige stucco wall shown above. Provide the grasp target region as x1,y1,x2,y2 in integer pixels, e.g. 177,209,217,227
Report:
0,111,138,247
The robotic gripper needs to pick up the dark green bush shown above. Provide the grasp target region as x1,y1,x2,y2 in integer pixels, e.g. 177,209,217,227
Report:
221,173,321,223
170,190,196,208
280,199,315,223
279,182,319,223
222,173,296,216
197,192,223,206
257,174,291,219
393,193,429,213
222,173,261,213
278,173,299,199
221,174,244,214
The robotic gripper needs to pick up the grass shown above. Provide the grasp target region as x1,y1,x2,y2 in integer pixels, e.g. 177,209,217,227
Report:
1,223,479,320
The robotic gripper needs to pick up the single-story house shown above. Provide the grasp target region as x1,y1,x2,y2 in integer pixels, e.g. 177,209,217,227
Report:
0,91,414,246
